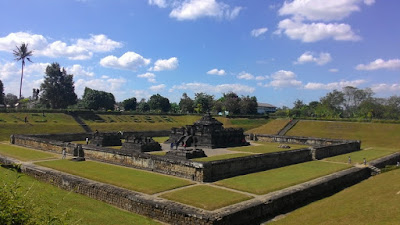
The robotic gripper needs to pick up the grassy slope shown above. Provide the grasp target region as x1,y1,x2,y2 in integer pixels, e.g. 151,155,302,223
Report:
0,167,159,225
270,168,400,225
0,143,57,161
247,118,291,134
36,160,193,194
287,120,400,149
0,113,84,141
324,148,397,164
215,161,350,195
160,185,253,210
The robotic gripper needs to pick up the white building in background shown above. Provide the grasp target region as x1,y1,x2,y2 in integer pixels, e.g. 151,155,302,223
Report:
257,103,277,114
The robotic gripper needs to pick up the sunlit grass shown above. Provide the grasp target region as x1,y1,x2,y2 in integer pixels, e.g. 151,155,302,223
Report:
0,143,56,161
228,141,309,154
247,118,291,134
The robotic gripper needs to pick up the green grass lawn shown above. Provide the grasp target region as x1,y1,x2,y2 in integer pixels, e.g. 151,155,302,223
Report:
287,120,400,149
148,151,167,156
160,185,253,210
35,160,193,194
247,118,291,134
0,167,159,225
270,168,400,225
228,142,309,154
217,117,270,131
0,143,57,161
215,161,350,195
324,148,397,165
152,136,169,143
193,153,253,162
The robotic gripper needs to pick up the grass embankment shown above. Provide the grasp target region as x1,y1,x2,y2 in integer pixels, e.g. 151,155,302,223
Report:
324,148,397,164
35,160,193,194
287,120,400,150
0,143,57,161
247,118,291,134
82,115,201,132
0,113,84,141
0,167,159,225
216,117,270,131
152,136,169,143
270,168,400,225
216,161,350,195
160,185,253,210
228,142,308,154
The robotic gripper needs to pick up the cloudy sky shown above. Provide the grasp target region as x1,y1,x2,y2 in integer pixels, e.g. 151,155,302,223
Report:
0,0,399,107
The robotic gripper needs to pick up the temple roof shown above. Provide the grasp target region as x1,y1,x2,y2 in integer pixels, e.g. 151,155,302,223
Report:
194,113,223,126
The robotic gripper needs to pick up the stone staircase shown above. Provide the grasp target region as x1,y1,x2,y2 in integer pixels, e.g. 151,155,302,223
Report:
277,119,299,136
367,165,381,176
69,113,93,133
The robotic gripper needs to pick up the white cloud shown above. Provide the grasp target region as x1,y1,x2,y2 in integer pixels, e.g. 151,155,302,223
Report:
169,82,255,94
207,68,226,76
371,83,400,94
100,51,151,71
168,0,242,21
137,72,157,83
255,75,268,81
304,79,366,90
251,27,268,37
237,71,254,80
150,57,178,71
149,84,166,92
355,59,400,71
295,51,332,65
0,61,49,81
0,62,19,81
264,70,302,88
0,32,122,60
329,68,339,73
279,0,375,21
148,0,167,8
75,77,126,97
67,64,94,77
276,18,360,42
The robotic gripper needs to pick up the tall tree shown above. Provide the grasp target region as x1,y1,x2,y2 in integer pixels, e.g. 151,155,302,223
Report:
137,98,150,112
40,63,77,109
4,93,18,107
0,80,4,105
13,43,33,99
194,92,214,113
239,95,258,115
148,94,171,112
179,93,194,113
223,92,241,115
81,87,115,110
122,97,137,111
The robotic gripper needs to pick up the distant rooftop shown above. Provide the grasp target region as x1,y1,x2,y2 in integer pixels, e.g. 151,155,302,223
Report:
257,103,276,108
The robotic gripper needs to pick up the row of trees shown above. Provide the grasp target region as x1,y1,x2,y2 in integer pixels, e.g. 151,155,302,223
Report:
277,86,400,120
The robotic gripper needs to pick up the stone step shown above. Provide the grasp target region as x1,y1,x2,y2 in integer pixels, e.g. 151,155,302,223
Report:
367,165,381,175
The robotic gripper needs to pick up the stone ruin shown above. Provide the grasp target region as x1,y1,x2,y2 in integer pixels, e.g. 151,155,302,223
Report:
121,135,161,153
167,113,249,149
165,148,207,160
90,131,122,147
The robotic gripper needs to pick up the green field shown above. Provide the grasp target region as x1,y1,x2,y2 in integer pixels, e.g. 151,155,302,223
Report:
228,141,309,154
35,160,193,194
0,167,159,225
160,185,253,210
0,113,84,141
152,136,169,143
324,148,397,165
193,153,253,162
270,168,400,225
247,118,291,134
287,120,400,149
216,161,350,195
0,143,57,161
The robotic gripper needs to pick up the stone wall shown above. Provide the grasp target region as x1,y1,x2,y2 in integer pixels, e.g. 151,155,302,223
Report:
369,152,400,168
250,134,356,146
311,141,361,160
202,149,312,182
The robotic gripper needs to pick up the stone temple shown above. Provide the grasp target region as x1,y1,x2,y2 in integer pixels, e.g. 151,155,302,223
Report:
167,113,248,148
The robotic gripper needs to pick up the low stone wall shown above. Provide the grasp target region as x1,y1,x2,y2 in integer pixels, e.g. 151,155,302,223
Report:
249,134,356,146
202,149,312,182
369,152,400,168
0,154,384,225
12,133,361,183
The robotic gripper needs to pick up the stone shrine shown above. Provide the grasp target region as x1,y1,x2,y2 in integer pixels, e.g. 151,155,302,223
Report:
121,135,161,153
167,113,249,148
90,131,122,147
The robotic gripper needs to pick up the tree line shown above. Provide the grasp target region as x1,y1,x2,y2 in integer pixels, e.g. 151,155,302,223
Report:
275,86,400,120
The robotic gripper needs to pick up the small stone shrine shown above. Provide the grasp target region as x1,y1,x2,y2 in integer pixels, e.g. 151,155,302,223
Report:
165,148,207,160
167,113,249,149
121,135,161,153
71,144,85,161
90,131,122,147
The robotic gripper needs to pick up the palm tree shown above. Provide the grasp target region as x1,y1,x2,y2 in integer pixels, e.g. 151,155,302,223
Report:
13,43,33,99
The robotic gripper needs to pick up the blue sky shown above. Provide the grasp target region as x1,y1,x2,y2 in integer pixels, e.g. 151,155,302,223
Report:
0,0,399,107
